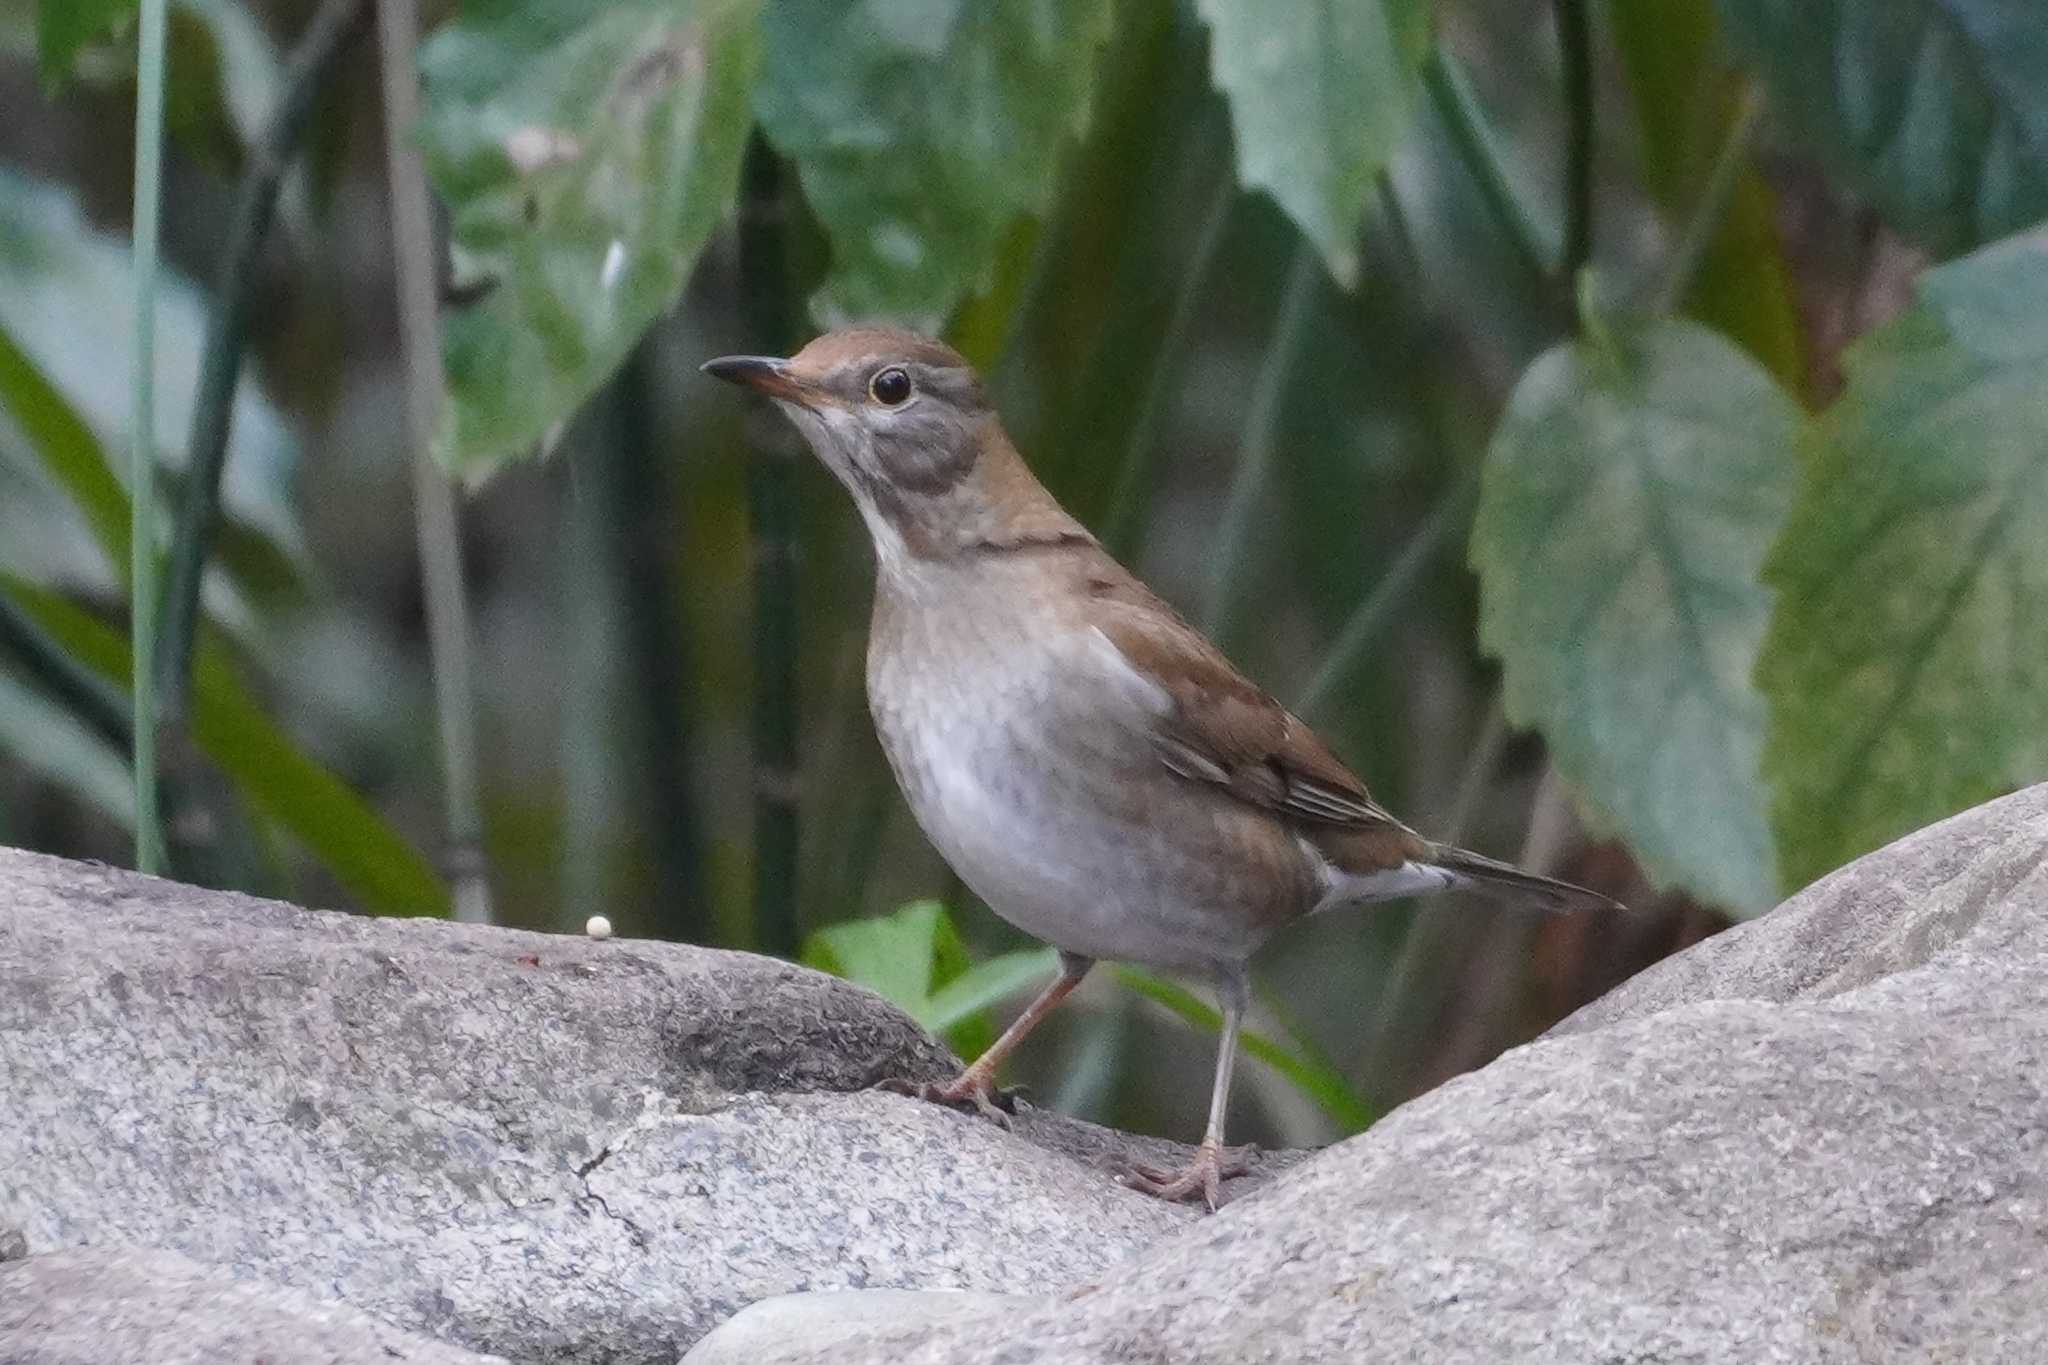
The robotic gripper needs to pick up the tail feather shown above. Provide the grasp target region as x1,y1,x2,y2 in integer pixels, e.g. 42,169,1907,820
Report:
1426,843,1622,913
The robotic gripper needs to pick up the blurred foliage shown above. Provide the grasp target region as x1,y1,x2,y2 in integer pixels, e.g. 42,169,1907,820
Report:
1,0,2043,1148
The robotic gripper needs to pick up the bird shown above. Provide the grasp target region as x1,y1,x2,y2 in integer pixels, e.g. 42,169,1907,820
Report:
703,328,1620,1209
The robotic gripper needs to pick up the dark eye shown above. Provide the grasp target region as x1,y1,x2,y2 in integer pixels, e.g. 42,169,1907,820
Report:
868,366,913,406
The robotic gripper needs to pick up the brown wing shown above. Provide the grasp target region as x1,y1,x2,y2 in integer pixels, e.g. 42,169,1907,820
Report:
1084,569,1429,872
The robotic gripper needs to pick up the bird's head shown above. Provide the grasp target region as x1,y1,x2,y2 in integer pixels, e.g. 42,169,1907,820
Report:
704,327,1078,567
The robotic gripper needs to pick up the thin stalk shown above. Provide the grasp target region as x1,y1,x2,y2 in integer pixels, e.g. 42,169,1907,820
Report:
0,591,132,750
128,0,169,874
1100,161,1234,559
559,452,616,929
1422,48,1552,283
160,0,368,722
1295,468,1480,719
1200,245,1320,645
375,0,490,923
1554,0,1596,305
603,341,706,939
738,133,802,957
1649,86,1765,315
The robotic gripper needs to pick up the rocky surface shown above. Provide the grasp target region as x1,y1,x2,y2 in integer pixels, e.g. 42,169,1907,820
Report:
0,848,1247,1363
683,784,2048,1364
6,784,2046,1364
0,1247,506,1365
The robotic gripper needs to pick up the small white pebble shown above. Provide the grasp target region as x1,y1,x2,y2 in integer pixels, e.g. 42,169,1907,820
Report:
585,915,613,940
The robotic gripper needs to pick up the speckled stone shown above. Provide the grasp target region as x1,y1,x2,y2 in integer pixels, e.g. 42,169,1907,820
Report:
0,849,1210,1362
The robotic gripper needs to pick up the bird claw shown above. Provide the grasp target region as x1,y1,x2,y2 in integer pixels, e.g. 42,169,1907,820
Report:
874,1073,1019,1127
1120,1142,1256,1212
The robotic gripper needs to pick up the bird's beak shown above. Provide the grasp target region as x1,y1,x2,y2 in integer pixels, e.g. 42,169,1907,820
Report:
700,354,811,404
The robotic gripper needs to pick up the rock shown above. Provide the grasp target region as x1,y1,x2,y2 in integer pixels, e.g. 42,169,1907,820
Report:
683,1289,1037,1365
0,848,1251,1363
1558,782,2048,1031
717,784,2048,1364
0,1247,506,1364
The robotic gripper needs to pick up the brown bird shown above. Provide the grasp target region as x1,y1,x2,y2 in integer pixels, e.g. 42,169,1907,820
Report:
704,328,1618,1209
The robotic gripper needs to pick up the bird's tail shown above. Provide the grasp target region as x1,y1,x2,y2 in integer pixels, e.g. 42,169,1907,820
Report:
1427,843,1622,913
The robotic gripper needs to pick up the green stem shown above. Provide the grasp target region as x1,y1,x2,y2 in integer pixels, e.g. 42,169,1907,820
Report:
1555,0,1596,305
1201,244,1320,646
1422,49,1552,283
1101,158,1235,559
1295,469,1480,719
375,0,490,923
128,0,169,874
1650,86,1764,315
739,133,802,957
160,0,368,723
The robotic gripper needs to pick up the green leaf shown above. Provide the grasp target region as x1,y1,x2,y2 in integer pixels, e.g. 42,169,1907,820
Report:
803,898,948,1013
1716,0,2048,256
755,0,1116,323
1758,230,2048,888
1473,318,1801,914
0,322,130,570
417,0,760,472
1114,967,1376,1134
1195,0,1430,288
0,576,450,916
36,0,135,83
922,947,1060,1035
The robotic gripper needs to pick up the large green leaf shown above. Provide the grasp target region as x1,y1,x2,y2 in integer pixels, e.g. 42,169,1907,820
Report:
755,0,1116,323
1472,318,1801,914
1717,0,2048,256
1758,231,2048,889
0,576,449,916
1195,0,1429,288
418,0,760,472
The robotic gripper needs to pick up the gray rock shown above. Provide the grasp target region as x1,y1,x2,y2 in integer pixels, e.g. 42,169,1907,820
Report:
683,1289,1037,1365
1557,782,2048,1031
0,1247,506,1364
0,848,1234,1362
731,784,2048,1364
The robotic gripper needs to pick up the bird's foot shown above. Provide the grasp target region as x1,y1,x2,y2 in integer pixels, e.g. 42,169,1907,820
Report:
1120,1138,1256,1212
875,1070,1019,1127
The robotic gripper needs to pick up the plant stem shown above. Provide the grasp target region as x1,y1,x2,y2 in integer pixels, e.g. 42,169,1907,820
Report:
1201,244,1319,646
1295,468,1480,719
128,0,169,874
603,339,706,938
1650,86,1765,315
375,0,490,923
739,133,802,957
1101,158,1234,559
1422,49,1552,283
1554,0,1595,305
160,0,367,723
